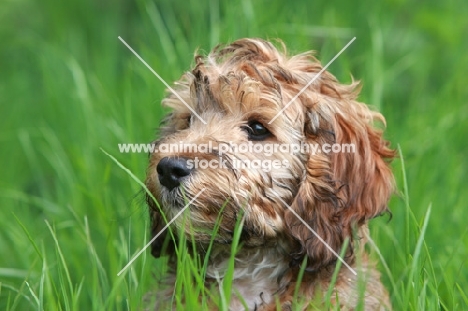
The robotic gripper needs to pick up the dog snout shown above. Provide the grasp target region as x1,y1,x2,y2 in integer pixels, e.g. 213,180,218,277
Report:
156,157,192,191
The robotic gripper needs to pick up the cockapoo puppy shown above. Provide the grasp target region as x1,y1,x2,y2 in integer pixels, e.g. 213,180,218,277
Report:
145,38,394,310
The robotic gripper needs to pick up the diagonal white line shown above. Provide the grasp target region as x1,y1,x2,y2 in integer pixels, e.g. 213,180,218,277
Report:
268,37,356,124
271,190,357,275
118,36,207,125
117,188,206,276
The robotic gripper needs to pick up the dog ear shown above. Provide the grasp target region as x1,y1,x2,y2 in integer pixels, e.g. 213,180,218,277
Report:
285,90,395,271
331,108,395,225
284,151,346,271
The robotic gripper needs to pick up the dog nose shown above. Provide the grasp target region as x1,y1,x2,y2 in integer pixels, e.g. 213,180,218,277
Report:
156,157,192,191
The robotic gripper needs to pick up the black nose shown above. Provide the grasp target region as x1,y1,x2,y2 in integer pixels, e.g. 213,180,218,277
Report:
156,157,192,191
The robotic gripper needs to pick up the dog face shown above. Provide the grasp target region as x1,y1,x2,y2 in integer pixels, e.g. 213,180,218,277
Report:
146,38,394,271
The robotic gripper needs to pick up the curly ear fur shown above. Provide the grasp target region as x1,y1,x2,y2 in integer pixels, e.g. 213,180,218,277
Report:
285,81,395,271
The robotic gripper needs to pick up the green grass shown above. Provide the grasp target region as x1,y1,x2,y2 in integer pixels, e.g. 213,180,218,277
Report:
1,0,467,309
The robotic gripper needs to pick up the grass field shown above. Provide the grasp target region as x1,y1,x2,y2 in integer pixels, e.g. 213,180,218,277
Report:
1,0,467,309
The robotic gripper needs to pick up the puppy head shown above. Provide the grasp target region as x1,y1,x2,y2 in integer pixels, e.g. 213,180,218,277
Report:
146,38,395,269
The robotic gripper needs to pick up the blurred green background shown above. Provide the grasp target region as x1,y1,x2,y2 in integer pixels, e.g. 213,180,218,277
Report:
1,0,467,310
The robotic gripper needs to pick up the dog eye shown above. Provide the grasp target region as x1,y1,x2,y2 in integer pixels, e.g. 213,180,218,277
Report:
244,121,271,141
